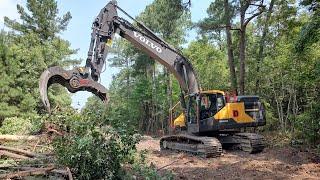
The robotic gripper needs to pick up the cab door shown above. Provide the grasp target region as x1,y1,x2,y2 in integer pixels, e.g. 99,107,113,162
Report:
198,93,226,132
187,94,200,134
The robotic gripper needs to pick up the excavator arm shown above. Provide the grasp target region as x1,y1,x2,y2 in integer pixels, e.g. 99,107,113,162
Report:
39,0,200,112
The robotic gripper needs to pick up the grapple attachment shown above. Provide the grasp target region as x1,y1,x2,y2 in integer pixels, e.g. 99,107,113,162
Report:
39,66,108,112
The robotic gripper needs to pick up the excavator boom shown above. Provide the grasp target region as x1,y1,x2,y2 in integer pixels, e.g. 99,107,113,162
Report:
39,0,200,112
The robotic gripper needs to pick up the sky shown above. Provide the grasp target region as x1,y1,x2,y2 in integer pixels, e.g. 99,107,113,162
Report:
0,0,211,110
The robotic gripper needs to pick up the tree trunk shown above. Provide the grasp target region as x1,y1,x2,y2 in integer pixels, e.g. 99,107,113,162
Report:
239,27,246,95
255,0,275,94
224,0,238,94
0,167,55,179
239,0,265,95
238,1,247,95
0,150,29,159
0,145,40,158
165,68,173,132
0,135,40,142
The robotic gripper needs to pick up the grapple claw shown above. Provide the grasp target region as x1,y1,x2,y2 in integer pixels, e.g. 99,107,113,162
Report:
39,66,108,113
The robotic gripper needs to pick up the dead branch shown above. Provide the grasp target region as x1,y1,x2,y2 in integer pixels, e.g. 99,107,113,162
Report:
0,166,55,179
0,166,68,177
157,157,183,171
249,3,266,8
0,145,41,158
230,28,241,31
12,168,69,177
51,169,68,176
211,25,241,31
244,10,265,26
66,167,74,180
0,150,29,160
244,2,266,27
32,139,41,152
0,135,40,142
47,127,64,136
0,163,55,170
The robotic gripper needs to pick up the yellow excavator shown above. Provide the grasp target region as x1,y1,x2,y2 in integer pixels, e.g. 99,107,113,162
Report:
39,0,266,158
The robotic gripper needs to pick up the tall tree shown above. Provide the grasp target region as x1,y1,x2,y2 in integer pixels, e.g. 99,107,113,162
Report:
199,0,265,95
198,0,238,93
4,0,71,41
138,0,191,132
238,0,265,95
0,0,77,120
184,38,229,90
255,0,275,93
295,0,320,52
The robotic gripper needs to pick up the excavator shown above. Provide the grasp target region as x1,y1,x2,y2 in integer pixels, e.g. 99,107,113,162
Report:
39,0,266,158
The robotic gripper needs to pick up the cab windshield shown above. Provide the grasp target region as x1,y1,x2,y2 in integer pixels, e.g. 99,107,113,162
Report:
200,93,225,119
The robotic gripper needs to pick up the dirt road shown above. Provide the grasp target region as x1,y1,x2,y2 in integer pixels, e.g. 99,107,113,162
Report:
137,136,320,180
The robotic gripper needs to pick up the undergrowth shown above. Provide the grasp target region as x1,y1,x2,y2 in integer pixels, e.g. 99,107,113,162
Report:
45,108,169,179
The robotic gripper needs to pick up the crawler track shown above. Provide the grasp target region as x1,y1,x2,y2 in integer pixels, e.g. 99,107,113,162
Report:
233,133,265,153
160,134,222,158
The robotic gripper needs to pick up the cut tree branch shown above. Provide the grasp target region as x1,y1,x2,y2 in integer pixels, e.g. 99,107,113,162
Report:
244,10,265,26
0,135,40,142
231,28,241,31
0,166,55,179
249,3,266,8
210,25,241,31
0,150,29,159
66,167,74,180
0,145,42,158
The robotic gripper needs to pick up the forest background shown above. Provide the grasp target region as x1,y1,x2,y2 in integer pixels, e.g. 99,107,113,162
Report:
0,0,319,179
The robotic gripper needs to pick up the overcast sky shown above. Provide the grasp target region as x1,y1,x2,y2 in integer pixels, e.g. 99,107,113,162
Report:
0,0,211,110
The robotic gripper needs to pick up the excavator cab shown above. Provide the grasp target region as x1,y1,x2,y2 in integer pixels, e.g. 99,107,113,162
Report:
170,90,266,134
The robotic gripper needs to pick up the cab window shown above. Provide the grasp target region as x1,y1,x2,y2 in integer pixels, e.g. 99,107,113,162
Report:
200,93,225,120
217,94,225,110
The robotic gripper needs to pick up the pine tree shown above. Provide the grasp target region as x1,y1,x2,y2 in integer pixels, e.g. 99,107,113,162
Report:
0,0,77,120
4,0,71,41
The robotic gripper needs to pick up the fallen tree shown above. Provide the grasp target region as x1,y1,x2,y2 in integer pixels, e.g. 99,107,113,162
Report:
0,150,29,160
0,166,55,179
0,135,40,142
0,145,41,158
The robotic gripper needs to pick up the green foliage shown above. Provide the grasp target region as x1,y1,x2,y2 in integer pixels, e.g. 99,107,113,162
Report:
295,0,320,52
0,0,78,121
1,1,320,175
260,101,278,131
0,117,32,135
184,38,229,90
197,0,236,40
4,0,72,41
54,126,136,179
294,100,320,145
139,0,191,45
50,109,139,179
47,107,169,179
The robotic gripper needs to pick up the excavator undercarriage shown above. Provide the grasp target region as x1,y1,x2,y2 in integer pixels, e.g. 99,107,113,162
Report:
160,134,223,158
160,133,265,157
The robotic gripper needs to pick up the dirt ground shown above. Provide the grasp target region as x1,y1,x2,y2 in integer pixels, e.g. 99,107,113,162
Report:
137,136,320,180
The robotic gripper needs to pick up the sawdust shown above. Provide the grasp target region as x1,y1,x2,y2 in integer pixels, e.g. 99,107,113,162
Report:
137,137,320,180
